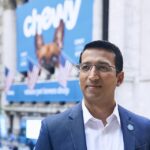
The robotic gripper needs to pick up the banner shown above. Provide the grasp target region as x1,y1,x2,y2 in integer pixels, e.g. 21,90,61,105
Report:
7,80,82,102
7,0,93,102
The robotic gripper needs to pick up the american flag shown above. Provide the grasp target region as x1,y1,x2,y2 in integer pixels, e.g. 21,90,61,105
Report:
27,60,40,90
4,67,14,92
55,60,72,87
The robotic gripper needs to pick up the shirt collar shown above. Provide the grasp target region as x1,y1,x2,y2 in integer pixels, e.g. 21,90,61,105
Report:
82,100,121,125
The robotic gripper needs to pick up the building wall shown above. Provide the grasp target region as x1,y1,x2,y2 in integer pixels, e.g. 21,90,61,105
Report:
109,0,150,118
0,0,4,109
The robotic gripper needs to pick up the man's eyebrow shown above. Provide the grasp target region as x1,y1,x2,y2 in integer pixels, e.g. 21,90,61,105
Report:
81,61,91,64
81,61,111,65
97,61,110,65
91,61,110,65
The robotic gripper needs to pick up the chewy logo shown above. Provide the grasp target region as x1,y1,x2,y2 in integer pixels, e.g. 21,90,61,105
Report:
23,0,81,37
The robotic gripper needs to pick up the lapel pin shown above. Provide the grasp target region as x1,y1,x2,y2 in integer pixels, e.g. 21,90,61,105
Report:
127,124,134,131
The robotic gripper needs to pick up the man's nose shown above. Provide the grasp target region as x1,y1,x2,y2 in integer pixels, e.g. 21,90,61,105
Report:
88,66,99,80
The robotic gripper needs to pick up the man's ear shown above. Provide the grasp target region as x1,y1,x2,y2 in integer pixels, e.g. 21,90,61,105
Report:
116,71,124,86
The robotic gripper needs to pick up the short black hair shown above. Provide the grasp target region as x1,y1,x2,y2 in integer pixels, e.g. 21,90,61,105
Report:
79,40,123,73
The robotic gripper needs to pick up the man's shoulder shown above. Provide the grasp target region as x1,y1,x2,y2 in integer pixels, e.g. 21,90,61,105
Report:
119,105,150,125
119,105,150,142
43,103,81,126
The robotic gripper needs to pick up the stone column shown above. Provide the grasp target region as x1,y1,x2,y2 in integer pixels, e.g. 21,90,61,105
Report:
92,0,103,40
1,0,17,137
109,0,125,51
13,113,21,136
2,0,16,71
2,0,16,103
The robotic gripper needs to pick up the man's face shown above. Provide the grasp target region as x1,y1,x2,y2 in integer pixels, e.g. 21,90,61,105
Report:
79,48,124,105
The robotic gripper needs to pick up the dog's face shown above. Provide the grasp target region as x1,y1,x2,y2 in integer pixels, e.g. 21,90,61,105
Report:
35,20,65,74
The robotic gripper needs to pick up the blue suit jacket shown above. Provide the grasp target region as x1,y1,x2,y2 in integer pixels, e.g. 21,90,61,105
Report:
35,103,150,150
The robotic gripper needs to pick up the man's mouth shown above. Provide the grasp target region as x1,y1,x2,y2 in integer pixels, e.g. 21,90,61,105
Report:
86,85,102,88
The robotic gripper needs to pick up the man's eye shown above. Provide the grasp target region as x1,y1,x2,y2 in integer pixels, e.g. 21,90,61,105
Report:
81,65,91,71
97,65,110,71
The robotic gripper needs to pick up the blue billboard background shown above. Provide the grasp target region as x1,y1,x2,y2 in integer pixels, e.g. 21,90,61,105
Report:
7,80,82,102
16,0,93,72
7,0,93,102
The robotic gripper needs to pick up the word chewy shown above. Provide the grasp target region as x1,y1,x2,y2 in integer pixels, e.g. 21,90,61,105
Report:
23,0,81,37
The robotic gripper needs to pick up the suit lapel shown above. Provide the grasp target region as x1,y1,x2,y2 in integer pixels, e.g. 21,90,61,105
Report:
67,104,137,150
119,105,135,150
68,103,87,150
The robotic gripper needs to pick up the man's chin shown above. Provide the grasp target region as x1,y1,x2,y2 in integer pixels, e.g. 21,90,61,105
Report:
84,94,100,102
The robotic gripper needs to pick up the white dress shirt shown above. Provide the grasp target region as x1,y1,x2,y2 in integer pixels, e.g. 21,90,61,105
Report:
82,101,124,150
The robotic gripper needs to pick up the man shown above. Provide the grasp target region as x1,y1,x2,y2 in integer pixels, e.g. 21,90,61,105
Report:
35,40,150,150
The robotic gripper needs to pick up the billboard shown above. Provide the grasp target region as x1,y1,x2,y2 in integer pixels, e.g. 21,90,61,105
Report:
6,0,93,102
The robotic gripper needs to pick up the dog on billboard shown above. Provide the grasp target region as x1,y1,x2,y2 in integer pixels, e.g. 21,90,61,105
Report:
35,20,65,76
35,20,72,86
